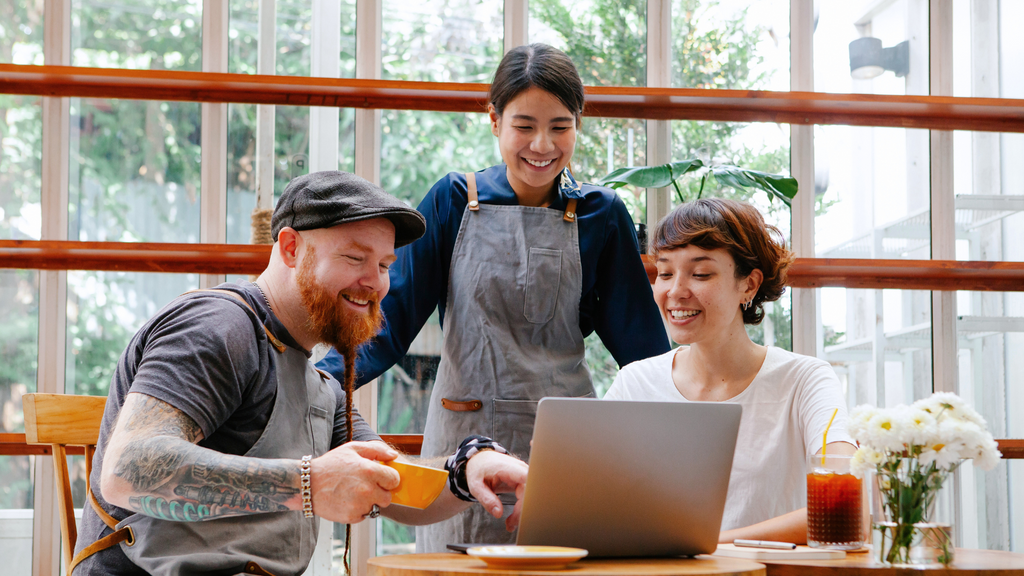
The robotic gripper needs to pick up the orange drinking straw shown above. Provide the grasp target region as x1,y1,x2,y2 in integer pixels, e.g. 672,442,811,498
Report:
821,408,839,466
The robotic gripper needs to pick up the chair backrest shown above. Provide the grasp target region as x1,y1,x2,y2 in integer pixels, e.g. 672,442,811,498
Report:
23,393,107,573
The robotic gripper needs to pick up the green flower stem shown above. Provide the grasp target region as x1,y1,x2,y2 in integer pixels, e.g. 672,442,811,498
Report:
875,456,955,565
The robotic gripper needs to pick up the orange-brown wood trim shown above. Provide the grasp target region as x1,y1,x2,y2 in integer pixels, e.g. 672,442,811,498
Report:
0,432,419,457
4,240,1024,291
0,240,271,275
380,434,423,456
640,255,1024,292
999,439,1024,460
0,434,1018,459
0,433,82,456
4,64,1024,133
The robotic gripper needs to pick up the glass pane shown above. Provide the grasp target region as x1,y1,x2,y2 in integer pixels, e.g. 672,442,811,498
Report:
71,0,203,71
66,271,199,396
0,455,34,576
530,0,646,87
814,0,928,96
817,287,932,409
69,98,203,243
0,270,38,429
227,3,357,246
670,0,790,91
0,1,43,65
814,125,930,260
951,131,1024,264
383,0,502,83
225,104,353,245
229,0,356,78
0,95,42,241
954,289,1022,550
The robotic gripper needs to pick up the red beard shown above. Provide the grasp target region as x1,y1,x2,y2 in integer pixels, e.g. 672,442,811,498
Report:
296,244,384,355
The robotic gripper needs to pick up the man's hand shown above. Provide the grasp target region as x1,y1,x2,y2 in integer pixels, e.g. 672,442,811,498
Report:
465,450,529,531
310,441,401,524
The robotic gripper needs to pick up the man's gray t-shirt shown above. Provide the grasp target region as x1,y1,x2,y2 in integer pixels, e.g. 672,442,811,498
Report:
75,282,378,575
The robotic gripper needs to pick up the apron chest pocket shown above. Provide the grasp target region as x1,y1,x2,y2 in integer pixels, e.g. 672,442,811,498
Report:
308,405,332,457
524,248,562,324
491,399,539,462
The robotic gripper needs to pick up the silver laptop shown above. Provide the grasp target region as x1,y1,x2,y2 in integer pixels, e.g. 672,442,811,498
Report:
514,397,741,557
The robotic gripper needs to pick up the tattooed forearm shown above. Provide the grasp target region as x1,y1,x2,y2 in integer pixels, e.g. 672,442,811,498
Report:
108,393,301,522
121,394,203,442
115,436,190,492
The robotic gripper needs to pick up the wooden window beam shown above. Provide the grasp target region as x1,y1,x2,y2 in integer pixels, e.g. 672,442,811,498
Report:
3,64,1024,133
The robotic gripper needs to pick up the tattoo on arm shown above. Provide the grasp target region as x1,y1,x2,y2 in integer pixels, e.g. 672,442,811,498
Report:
112,394,299,522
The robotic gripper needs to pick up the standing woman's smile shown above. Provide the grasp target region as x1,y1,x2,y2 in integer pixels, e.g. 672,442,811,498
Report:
491,86,577,206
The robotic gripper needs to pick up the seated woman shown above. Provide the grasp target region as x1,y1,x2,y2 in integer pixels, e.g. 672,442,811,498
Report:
604,198,856,544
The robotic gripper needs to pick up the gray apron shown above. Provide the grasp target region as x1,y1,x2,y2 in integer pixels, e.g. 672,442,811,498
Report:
115,293,335,576
415,173,594,552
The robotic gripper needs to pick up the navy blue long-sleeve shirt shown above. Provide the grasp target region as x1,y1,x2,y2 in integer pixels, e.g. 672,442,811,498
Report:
317,164,669,386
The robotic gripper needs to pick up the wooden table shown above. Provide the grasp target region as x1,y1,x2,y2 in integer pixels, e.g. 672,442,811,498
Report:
368,550,1024,576
367,553,765,576
759,548,1024,576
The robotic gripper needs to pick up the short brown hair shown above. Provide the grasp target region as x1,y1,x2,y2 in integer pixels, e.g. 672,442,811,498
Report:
650,198,793,325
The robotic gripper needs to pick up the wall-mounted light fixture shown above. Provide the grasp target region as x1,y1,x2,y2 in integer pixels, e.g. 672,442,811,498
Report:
848,37,909,79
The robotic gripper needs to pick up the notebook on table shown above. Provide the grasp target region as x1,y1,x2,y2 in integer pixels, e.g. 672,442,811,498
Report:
713,543,846,561
510,397,742,558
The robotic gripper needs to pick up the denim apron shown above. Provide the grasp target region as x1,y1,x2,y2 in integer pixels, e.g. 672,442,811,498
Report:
102,291,335,576
415,172,594,552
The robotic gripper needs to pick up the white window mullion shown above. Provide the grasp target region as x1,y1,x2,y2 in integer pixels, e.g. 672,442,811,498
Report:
930,3,956,391
645,0,671,230
352,0,383,572
255,0,278,218
790,0,816,357
34,2,71,574
504,0,528,52
929,0,960,546
310,0,342,174
201,0,229,289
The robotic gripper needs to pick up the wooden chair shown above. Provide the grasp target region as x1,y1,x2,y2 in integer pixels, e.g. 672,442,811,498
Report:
23,393,108,574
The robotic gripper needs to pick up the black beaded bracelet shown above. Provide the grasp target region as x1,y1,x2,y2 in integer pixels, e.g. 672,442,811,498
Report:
444,435,508,502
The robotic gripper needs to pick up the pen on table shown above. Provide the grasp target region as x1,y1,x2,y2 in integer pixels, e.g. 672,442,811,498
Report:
733,539,797,550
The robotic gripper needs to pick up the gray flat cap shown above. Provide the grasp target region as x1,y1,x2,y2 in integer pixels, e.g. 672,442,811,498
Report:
271,171,426,248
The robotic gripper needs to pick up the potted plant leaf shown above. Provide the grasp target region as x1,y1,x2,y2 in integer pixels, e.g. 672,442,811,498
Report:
598,158,799,207
598,157,798,284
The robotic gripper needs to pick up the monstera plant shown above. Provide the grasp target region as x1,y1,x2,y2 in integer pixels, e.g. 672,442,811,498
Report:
598,158,799,205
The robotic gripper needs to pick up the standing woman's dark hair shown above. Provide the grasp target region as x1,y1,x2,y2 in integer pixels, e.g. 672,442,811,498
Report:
489,43,586,127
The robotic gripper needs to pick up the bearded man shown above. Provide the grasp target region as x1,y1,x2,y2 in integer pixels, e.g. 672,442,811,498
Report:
74,171,528,576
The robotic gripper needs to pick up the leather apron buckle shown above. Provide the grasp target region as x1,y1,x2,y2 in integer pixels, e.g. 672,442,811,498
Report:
441,398,483,412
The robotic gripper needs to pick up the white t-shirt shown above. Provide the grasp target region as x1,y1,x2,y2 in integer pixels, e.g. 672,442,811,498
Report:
605,346,854,532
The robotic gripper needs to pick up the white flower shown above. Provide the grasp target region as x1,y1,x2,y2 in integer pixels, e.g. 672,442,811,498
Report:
847,405,880,443
902,406,938,446
918,441,962,470
969,437,1002,471
862,408,911,453
916,392,986,427
850,446,884,479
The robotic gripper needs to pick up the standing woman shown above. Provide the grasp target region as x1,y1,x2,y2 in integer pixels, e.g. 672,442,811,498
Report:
318,43,669,550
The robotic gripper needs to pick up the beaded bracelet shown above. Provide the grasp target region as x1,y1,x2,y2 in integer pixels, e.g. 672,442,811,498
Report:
444,435,508,502
300,455,314,518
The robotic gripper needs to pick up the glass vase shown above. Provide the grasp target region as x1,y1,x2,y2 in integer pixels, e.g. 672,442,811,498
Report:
869,463,955,567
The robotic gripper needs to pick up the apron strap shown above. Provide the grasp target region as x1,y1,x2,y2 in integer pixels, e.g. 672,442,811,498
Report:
563,198,578,222
466,173,479,211
68,430,138,574
69,524,135,575
185,289,287,353
467,172,578,221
